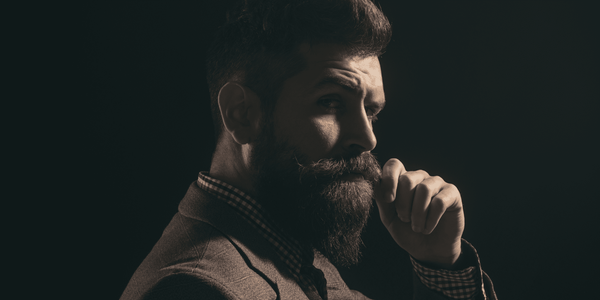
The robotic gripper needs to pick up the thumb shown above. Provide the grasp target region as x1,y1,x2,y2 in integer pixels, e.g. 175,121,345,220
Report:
375,158,405,226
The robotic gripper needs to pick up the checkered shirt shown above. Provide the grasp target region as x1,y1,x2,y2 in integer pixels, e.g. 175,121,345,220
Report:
410,239,485,299
198,172,482,299
196,172,320,294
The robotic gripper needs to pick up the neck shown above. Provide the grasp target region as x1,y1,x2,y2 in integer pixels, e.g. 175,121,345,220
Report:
209,137,256,195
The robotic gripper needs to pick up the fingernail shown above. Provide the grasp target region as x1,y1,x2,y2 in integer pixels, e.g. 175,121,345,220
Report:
412,225,420,233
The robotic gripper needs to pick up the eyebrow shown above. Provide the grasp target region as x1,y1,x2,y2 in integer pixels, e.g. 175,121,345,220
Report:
313,75,361,95
312,75,386,112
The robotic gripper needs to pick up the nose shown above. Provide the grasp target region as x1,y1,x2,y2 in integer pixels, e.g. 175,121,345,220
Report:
342,108,377,154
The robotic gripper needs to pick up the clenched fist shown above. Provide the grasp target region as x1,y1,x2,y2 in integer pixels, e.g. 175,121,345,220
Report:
375,158,465,269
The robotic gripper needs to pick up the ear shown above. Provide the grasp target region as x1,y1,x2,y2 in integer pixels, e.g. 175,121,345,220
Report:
217,82,261,145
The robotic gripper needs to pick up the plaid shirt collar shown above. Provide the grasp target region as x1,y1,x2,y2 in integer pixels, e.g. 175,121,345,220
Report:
196,172,317,290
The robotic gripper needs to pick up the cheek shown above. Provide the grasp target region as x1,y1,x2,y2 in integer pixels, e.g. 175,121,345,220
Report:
313,117,339,147
273,103,341,160
294,117,340,160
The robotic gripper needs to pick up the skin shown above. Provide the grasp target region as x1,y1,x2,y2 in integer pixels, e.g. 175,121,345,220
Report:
210,43,464,269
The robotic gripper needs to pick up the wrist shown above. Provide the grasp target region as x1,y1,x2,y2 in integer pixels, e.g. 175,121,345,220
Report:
414,252,461,270
411,242,463,270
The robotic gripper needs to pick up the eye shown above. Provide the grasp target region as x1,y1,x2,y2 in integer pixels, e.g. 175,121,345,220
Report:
366,107,379,123
318,96,343,112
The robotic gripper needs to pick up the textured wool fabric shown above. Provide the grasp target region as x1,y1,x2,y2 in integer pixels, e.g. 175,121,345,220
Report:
197,172,489,299
120,179,498,299
197,172,324,297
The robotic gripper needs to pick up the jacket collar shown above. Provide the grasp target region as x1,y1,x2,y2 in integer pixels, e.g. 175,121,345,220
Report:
178,182,311,299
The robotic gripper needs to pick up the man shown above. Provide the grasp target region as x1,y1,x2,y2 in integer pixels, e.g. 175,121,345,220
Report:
121,0,497,299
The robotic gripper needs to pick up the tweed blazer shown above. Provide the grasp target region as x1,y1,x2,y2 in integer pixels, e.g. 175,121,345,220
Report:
120,182,495,300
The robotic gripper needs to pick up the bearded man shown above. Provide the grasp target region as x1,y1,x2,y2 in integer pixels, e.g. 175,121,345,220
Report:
120,0,497,299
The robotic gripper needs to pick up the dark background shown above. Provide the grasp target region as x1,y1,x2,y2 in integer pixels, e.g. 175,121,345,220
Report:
80,1,598,299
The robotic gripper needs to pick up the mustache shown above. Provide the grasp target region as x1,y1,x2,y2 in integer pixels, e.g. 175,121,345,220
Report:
298,152,382,183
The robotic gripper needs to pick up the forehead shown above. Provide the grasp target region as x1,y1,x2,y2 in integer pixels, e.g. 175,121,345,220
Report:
291,43,384,94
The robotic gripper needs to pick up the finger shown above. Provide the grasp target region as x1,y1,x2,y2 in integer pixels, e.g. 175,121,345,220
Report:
376,158,405,203
375,158,405,226
423,183,461,235
410,176,445,233
396,170,429,223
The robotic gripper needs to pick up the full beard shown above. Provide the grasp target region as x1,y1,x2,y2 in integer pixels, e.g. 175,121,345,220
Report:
250,127,382,267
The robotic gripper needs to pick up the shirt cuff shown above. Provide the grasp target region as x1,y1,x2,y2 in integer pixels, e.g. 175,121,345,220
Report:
410,239,487,300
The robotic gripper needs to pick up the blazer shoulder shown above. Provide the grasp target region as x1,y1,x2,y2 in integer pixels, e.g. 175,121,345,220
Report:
121,213,278,300
138,272,238,300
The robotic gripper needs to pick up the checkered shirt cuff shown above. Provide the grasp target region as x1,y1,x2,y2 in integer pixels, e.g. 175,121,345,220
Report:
410,256,481,299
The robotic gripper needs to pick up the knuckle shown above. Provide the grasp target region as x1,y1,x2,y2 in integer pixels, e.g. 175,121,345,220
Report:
432,175,444,183
422,175,442,186
398,174,418,187
430,196,446,209
416,170,430,177
399,171,429,186
415,181,432,195
445,183,459,193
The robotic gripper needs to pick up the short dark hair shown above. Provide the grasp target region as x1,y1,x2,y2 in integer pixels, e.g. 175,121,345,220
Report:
206,0,392,140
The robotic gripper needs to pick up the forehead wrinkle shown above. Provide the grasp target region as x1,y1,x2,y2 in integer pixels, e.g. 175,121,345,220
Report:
295,45,384,102
308,65,385,110
313,73,362,96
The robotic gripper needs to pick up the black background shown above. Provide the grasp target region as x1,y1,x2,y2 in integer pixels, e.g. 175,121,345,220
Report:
80,1,598,299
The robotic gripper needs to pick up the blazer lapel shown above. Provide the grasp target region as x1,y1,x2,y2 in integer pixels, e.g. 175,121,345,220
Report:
178,182,310,299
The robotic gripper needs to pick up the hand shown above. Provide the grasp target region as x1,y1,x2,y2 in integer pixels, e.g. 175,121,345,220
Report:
374,158,465,269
